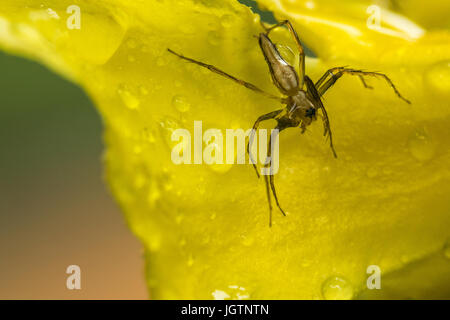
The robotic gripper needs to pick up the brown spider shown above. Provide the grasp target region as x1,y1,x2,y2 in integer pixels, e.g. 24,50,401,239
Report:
168,19,410,227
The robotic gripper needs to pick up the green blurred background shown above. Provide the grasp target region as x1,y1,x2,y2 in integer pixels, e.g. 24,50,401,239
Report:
0,51,147,299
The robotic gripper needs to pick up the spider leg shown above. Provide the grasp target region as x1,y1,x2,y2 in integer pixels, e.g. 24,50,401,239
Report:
304,76,338,158
316,67,411,104
247,109,285,178
262,125,287,227
167,49,284,102
264,174,273,227
315,66,369,91
260,20,305,88
358,75,374,89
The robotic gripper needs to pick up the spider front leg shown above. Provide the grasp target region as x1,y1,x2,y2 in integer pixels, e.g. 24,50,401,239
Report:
260,19,305,89
316,67,411,104
167,49,284,103
247,109,285,178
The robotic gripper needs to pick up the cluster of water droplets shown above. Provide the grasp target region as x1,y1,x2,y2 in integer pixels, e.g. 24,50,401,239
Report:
212,285,250,300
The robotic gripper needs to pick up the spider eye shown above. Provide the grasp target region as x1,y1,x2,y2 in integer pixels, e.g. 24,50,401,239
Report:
305,107,316,117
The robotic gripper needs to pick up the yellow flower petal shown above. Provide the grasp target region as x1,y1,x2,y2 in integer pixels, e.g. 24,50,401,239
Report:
0,0,449,299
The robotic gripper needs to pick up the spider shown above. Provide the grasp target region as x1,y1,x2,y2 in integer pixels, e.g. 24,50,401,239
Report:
168,19,410,227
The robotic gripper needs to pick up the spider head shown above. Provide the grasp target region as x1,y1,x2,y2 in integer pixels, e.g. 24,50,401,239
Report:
305,107,316,118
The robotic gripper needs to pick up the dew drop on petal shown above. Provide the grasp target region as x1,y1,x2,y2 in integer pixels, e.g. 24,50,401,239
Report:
171,94,191,112
212,290,230,300
220,14,234,28
227,285,250,300
159,117,181,147
321,276,354,300
118,84,140,110
207,30,221,46
408,127,435,162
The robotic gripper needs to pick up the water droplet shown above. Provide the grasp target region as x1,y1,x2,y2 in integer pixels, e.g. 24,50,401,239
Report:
424,60,450,96
207,31,221,46
159,117,181,147
227,285,250,299
171,95,191,112
212,290,230,300
276,44,296,66
220,14,234,28
46,8,60,19
444,240,450,259
118,84,140,110
321,276,354,300
408,127,435,162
